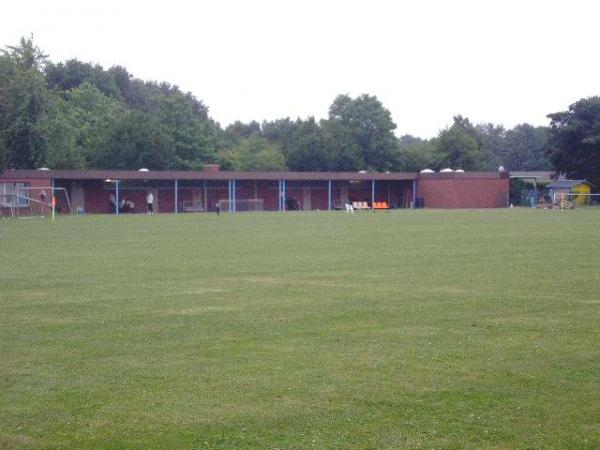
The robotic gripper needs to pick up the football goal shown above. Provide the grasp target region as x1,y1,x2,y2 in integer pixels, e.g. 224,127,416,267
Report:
0,186,72,218
218,199,264,212
553,192,600,209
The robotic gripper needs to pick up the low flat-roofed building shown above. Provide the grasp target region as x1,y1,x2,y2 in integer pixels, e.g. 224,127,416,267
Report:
0,167,510,214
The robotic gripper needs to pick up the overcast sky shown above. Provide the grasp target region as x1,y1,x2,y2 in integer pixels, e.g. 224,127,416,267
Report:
2,0,599,138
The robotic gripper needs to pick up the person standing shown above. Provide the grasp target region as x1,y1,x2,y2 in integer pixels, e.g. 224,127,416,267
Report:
146,191,154,214
40,190,47,215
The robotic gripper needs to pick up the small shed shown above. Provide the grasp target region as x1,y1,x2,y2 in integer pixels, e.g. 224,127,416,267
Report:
547,180,591,204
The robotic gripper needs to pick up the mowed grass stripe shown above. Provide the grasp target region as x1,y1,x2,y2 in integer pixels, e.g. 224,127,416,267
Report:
0,209,599,449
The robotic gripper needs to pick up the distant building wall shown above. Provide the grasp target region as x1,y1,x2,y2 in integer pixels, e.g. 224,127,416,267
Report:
417,176,509,208
1,170,509,213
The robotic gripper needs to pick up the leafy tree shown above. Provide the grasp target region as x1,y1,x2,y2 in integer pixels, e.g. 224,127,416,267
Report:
0,37,49,169
223,121,262,146
93,110,175,170
319,118,364,171
262,118,295,145
475,123,506,170
547,97,600,189
157,90,216,169
282,118,331,171
46,59,122,99
327,94,398,171
396,135,438,171
0,37,569,177
500,124,550,171
435,116,488,170
218,135,287,171
40,92,84,169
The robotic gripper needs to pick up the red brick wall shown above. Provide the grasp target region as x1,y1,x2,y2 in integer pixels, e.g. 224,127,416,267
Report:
256,181,279,211
416,178,508,208
158,189,175,213
207,187,228,211
83,181,113,214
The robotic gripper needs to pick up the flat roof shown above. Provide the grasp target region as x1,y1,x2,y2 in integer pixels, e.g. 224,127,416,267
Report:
0,169,508,181
1,169,415,181
509,171,556,181
546,180,589,189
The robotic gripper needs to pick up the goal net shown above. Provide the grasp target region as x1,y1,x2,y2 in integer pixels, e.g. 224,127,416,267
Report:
553,193,600,209
218,199,264,212
0,186,72,218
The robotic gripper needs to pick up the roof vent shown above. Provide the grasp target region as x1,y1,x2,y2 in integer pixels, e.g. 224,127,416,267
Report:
138,168,150,172
455,169,465,173
38,167,50,171
440,168,454,173
420,169,434,173
498,166,506,172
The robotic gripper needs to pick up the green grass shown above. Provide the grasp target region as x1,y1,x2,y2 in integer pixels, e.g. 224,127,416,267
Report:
1,209,599,449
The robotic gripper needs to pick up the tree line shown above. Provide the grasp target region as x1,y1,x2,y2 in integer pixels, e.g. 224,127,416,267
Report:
1,38,599,188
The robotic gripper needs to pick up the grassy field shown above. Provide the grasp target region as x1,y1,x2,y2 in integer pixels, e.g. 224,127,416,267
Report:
0,209,599,449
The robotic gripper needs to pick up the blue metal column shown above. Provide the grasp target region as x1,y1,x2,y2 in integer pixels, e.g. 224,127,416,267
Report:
174,179,178,213
227,180,231,212
51,178,55,221
278,180,282,211
232,179,236,212
412,179,417,208
282,180,286,211
328,180,332,211
371,179,375,209
115,180,120,215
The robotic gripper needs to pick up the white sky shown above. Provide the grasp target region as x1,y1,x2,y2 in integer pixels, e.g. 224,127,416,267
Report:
2,0,599,138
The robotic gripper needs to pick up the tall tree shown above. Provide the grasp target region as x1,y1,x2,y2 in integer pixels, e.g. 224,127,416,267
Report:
93,110,176,170
435,116,488,170
0,37,49,169
327,94,398,171
224,121,262,146
283,118,331,171
40,92,85,169
503,124,550,171
547,97,600,189
319,118,363,171
45,59,122,99
396,135,438,171
475,123,506,170
157,90,215,169
46,81,126,169
218,135,287,171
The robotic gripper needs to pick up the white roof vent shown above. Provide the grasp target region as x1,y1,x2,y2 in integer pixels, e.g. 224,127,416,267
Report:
455,169,465,173
498,166,505,172
37,167,50,171
440,168,454,173
420,169,434,173
138,168,150,172
358,170,367,174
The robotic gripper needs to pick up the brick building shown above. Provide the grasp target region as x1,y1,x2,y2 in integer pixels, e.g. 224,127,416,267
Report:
0,167,509,214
